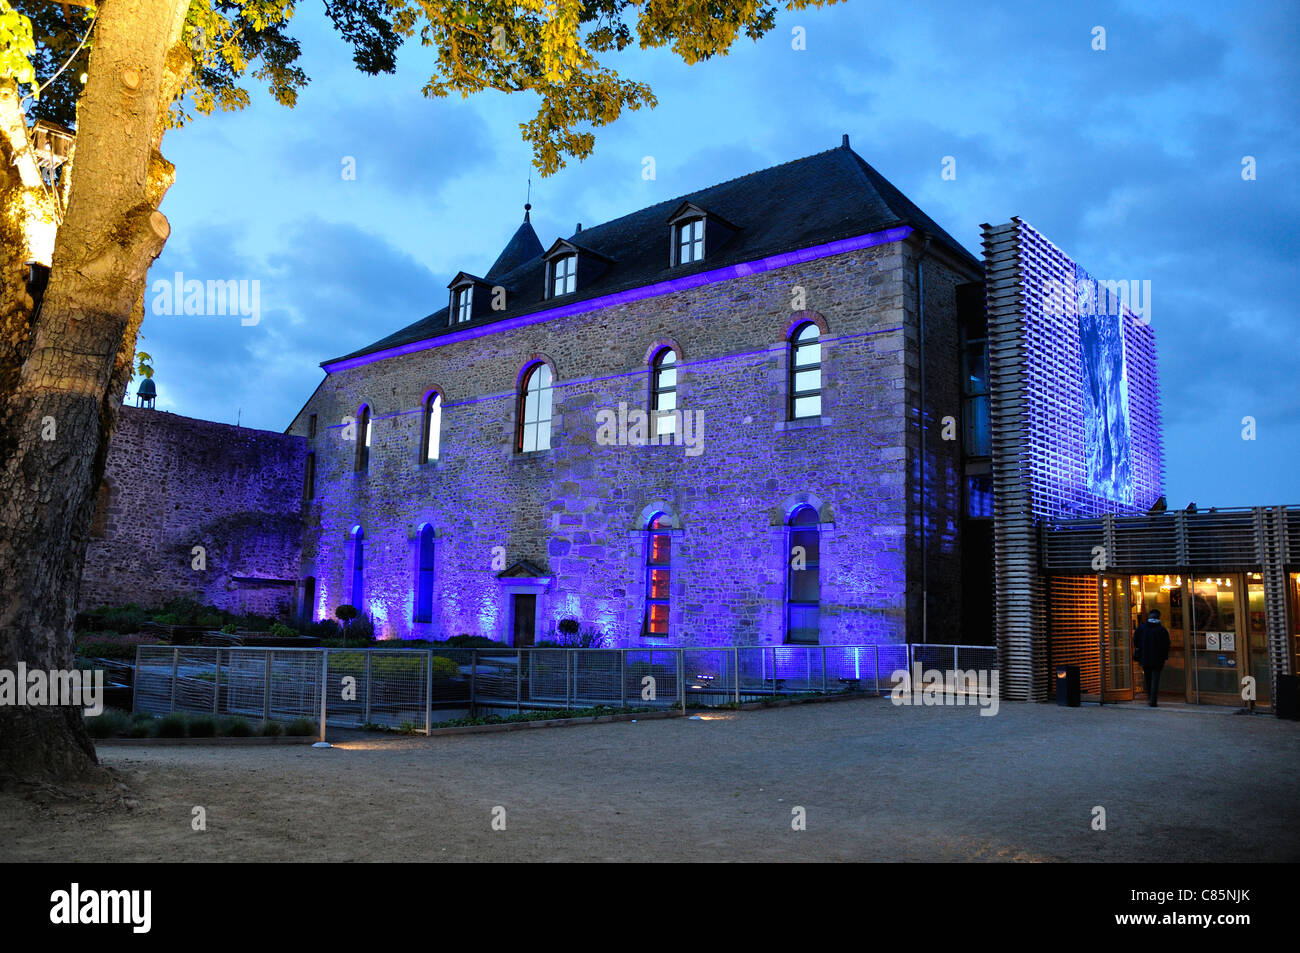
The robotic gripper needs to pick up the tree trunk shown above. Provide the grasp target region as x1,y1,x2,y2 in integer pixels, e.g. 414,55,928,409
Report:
0,0,190,784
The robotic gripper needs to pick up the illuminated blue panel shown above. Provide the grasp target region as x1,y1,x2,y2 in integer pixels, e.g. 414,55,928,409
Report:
1076,267,1133,504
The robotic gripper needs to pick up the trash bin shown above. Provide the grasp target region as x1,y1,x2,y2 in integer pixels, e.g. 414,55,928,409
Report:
1276,675,1299,720
1056,665,1081,707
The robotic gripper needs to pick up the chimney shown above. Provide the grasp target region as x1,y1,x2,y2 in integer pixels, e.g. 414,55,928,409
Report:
841,133,850,148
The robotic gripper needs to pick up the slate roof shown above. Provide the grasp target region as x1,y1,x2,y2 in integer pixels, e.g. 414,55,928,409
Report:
485,209,543,281
326,140,980,367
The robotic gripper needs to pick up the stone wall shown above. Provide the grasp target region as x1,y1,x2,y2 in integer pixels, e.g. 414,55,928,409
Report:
291,237,977,645
79,407,308,617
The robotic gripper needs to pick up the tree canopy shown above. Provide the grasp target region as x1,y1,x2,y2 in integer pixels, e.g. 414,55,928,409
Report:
6,0,838,174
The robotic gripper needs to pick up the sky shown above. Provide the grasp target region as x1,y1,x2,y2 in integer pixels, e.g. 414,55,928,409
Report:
138,0,1299,508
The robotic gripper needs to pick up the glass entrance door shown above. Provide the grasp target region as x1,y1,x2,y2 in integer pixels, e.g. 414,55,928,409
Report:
1189,576,1245,706
1129,574,1188,702
1245,574,1272,708
1101,577,1134,701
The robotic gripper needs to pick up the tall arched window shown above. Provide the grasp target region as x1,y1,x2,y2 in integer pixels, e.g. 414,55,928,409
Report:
643,514,672,639
517,364,553,453
414,525,435,623
422,392,441,463
650,348,677,440
355,405,372,471
786,505,820,644
789,323,821,420
350,526,365,608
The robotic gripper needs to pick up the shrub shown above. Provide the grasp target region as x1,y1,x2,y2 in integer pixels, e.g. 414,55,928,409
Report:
260,719,283,737
444,634,499,648
269,622,298,639
158,714,187,738
335,604,358,623
220,623,238,635
127,715,157,738
349,615,375,642
87,604,149,634
224,717,253,737
558,618,580,637
309,619,341,640
284,718,315,736
197,615,224,628
155,597,207,625
187,716,216,737
85,709,131,738
76,632,154,660
430,655,461,679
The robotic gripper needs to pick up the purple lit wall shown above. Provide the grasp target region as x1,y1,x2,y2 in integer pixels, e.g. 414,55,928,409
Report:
291,232,971,647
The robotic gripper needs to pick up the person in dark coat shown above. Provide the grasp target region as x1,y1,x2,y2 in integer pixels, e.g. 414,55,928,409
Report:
1133,609,1172,706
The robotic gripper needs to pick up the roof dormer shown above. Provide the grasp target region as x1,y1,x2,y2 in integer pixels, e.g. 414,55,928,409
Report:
666,202,738,267
447,272,492,325
540,238,612,300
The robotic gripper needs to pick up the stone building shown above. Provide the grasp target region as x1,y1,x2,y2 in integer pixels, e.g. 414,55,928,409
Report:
80,406,307,616
288,137,987,647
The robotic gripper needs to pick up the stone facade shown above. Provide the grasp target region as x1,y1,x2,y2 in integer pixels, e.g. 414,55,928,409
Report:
289,234,978,646
79,407,308,617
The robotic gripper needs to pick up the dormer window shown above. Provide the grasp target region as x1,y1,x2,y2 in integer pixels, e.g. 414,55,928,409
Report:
676,218,705,264
666,201,737,267
454,286,473,323
542,238,610,299
447,272,487,326
550,254,576,297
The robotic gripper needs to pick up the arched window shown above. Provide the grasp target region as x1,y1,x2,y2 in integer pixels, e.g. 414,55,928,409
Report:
786,505,820,644
789,323,821,420
350,526,365,608
422,392,442,463
355,405,372,471
517,364,553,453
643,514,672,639
414,525,435,623
650,348,677,440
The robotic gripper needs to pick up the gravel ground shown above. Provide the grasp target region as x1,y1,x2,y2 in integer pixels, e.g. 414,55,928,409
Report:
2,698,1297,862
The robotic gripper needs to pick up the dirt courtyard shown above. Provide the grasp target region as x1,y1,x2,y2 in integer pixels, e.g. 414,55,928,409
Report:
3,698,1297,862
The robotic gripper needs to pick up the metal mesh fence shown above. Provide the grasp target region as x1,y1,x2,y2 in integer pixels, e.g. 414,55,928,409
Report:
133,643,995,732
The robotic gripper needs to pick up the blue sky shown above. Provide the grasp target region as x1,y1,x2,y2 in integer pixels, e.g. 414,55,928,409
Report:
140,0,1299,507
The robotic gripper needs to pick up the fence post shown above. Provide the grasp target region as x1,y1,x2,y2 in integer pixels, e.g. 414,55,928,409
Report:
734,647,740,705
677,649,685,714
619,649,626,710
213,648,221,715
821,645,827,694
874,644,881,695
769,646,776,695
953,645,959,673
262,650,272,722
319,649,328,743
516,649,522,715
169,647,179,713
424,651,433,735
469,649,478,717
362,651,371,726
